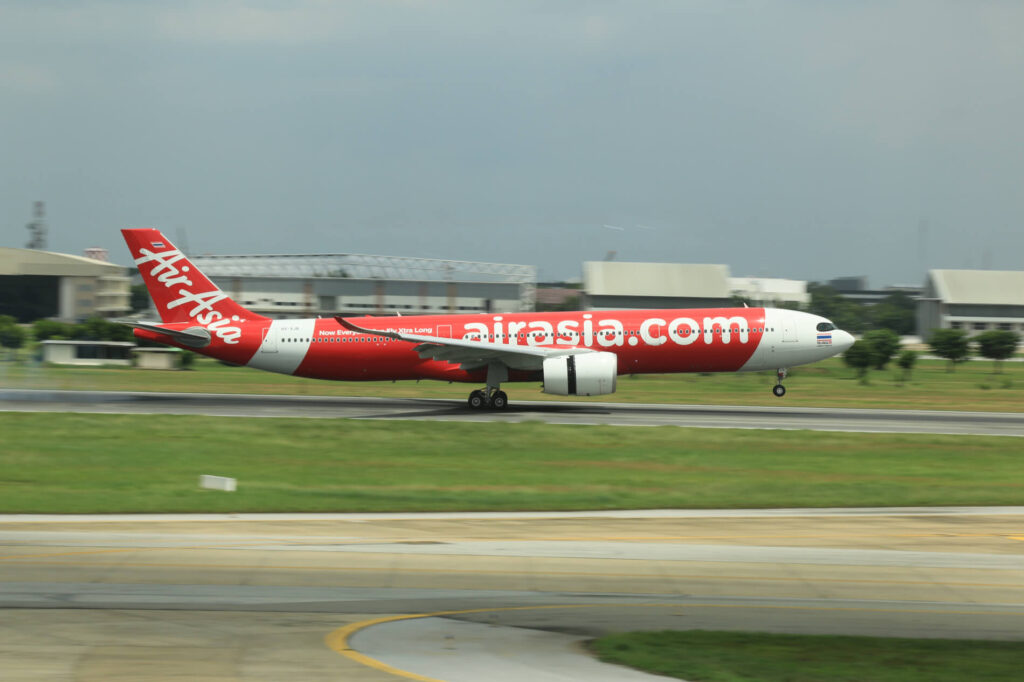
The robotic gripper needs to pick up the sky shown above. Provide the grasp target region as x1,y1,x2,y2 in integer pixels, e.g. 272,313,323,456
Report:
2,1,1023,285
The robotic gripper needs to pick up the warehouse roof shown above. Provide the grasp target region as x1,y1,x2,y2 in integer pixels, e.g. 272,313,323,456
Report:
191,252,534,284
0,248,128,277
927,269,1024,305
583,262,731,298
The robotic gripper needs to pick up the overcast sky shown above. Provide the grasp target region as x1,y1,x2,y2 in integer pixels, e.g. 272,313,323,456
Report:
2,1,1022,285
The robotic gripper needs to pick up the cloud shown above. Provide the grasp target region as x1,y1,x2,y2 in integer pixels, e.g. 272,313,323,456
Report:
0,62,58,94
0,1,352,47
155,1,349,45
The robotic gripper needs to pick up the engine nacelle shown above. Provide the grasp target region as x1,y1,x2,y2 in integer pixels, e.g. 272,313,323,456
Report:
542,352,618,396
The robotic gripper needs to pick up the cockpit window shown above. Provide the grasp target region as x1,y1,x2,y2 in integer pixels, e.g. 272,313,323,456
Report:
816,321,836,332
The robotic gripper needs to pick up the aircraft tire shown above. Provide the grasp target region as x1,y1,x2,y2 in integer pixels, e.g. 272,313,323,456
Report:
491,391,508,410
772,385,786,397
468,390,486,409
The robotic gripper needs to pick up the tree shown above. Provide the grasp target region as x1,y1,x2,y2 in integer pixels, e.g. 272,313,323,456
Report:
843,340,873,381
869,291,917,335
180,350,197,369
32,319,73,342
928,328,970,371
72,317,134,342
862,329,901,370
130,284,152,313
806,283,869,334
0,321,26,356
896,349,918,383
974,330,1021,373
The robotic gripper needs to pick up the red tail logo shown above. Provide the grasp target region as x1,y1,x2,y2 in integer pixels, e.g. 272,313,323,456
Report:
122,228,266,343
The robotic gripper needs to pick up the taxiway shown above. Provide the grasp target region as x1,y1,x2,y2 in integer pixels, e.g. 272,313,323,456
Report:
2,509,1023,680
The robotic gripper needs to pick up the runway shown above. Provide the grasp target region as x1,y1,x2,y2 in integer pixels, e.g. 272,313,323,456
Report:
2,509,1023,680
2,389,1022,435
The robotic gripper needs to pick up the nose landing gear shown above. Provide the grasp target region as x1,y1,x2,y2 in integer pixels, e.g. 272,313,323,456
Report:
772,368,787,397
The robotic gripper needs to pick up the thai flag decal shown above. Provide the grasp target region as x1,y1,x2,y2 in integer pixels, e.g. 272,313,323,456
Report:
151,241,166,249
817,333,832,345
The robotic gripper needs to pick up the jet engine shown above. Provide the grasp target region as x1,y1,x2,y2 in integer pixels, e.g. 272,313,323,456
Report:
542,352,618,396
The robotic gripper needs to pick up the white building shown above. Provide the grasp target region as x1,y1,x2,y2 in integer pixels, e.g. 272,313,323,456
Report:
917,269,1024,335
583,262,734,310
186,252,536,318
40,340,134,366
729,277,809,308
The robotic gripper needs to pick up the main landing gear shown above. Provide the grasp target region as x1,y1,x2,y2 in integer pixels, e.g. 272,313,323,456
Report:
772,368,788,397
468,362,510,410
468,388,509,410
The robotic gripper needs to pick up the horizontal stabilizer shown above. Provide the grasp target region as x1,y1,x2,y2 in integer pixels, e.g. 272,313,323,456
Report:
129,322,212,348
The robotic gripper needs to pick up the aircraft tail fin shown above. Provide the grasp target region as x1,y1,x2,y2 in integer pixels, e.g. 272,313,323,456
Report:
122,228,267,325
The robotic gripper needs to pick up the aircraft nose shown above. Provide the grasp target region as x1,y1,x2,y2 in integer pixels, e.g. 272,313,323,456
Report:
833,329,855,352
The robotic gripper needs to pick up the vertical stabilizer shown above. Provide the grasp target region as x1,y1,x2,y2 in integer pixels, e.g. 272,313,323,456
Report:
122,228,267,326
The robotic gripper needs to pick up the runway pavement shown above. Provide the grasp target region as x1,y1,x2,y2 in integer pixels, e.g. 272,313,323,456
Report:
2,509,1023,681
2,388,1022,435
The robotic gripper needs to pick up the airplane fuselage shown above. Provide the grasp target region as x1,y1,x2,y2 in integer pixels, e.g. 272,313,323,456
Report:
135,306,844,384
123,227,854,404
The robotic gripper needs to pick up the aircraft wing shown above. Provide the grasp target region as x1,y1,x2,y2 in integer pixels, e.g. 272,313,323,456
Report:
335,317,594,371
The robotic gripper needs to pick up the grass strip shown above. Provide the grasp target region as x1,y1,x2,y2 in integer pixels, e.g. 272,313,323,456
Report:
590,630,1024,681
1,413,1022,513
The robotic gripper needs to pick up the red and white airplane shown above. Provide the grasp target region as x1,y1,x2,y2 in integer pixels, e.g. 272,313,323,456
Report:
123,228,854,408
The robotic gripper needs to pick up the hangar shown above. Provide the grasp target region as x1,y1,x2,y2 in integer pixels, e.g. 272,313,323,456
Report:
187,252,537,318
917,269,1024,335
582,262,734,310
0,247,131,322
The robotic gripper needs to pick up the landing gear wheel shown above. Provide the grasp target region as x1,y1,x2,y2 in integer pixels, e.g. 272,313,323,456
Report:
468,390,486,409
772,368,788,398
491,391,508,410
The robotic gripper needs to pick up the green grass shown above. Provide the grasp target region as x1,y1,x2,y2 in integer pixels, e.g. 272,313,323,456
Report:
1,413,1022,513
1,355,1021,412
590,630,1024,681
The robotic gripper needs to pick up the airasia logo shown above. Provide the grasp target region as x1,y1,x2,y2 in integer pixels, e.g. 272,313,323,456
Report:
134,246,243,344
460,314,751,348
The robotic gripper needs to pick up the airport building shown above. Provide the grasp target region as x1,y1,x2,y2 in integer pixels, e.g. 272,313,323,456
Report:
188,252,537,318
582,261,734,310
828,276,922,306
729,277,809,308
917,269,1024,335
0,247,131,322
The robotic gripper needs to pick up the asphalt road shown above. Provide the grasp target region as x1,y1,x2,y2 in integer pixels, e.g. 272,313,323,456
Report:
2,389,1022,435
2,509,1023,681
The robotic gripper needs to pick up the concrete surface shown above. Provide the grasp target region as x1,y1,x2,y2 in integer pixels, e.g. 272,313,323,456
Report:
2,509,1023,680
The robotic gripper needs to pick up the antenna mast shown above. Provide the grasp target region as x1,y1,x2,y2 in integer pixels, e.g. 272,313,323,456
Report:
25,201,47,250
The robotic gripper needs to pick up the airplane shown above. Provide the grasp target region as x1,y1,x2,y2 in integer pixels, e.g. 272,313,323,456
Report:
122,228,855,408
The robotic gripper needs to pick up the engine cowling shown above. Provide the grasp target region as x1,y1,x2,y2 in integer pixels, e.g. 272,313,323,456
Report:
542,352,618,396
